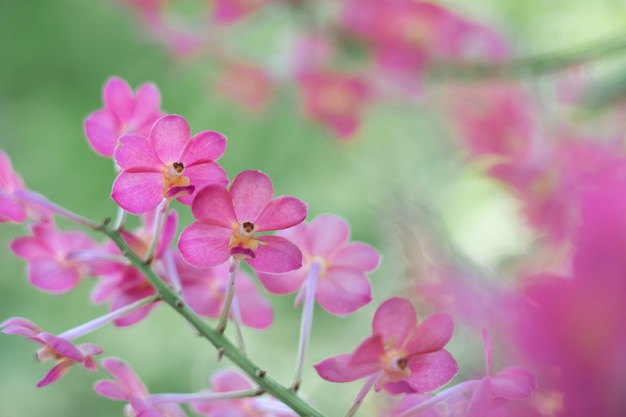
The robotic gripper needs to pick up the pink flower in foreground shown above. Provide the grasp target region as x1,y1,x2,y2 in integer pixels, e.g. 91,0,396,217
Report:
84,76,163,158
11,222,100,293
95,357,186,417
111,114,228,214
315,297,458,394
178,170,307,273
192,369,296,417
176,255,273,329
1,318,102,387
257,214,380,315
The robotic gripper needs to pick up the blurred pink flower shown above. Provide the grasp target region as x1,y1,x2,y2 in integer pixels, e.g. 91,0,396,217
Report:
111,114,228,214
95,357,187,417
315,297,458,394
215,63,274,112
11,222,101,293
84,76,164,158
213,0,268,24
178,170,307,273
176,254,273,329
191,369,296,417
1,317,102,387
257,214,379,315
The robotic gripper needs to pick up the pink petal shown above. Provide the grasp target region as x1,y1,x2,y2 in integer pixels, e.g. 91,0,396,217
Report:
254,196,308,232
315,349,381,383
79,343,105,358
246,235,302,273
1,317,41,333
492,367,536,400
101,357,149,397
402,349,459,393
114,134,162,170
349,334,386,368
37,333,84,362
150,115,190,164
111,288,159,327
131,82,161,131
211,369,253,392
182,130,227,165
0,192,27,223
156,210,178,257
230,170,273,222
308,214,350,257
332,242,380,271
37,361,73,387
465,377,492,417
235,276,273,329
372,297,417,347
130,397,163,417
315,266,372,315
256,267,308,295
404,313,454,354
10,236,50,260
177,162,229,206
182,281,223,318
29,259,81,293
104,77,134,121
84,109,120,157
111,171,164,214
178,222,232,268
0,149,24,190
94,380,129,400
482,328,493,376
191,185,238,227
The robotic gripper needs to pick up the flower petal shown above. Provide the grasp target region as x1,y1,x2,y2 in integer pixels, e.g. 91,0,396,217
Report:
37,361,73,387
84,109,120,157
254,196,307,232
0,317,41,334
465,377,492,417
182,130,227,165
372,297,417,347
308,214,350,257
315,266,372,315
0,191,27,223
315,348,381,383
191,185,237,227
94,380,129,400
211,369,253,392
332,242,380,271
230,170,273,222
114,134,162,170
178,222,232,268
131,82,161,132
29,259,81,293
177,162,228,206
101,357,149,397
402,349,459,393
235,275,273,329
349,334,386,368
150,115,190,164
404,313,454,354
492,366,536,400
256,267,308,295
37,333,84,362
111,171,163,214
104,77,133,121
11,235,49,260
246,235,302,273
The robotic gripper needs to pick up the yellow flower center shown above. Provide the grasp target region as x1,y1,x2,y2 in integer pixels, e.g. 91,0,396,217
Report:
380,349,411,382
161,161,190,195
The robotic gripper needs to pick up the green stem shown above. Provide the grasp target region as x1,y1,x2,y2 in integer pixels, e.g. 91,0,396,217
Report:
99,222,327,417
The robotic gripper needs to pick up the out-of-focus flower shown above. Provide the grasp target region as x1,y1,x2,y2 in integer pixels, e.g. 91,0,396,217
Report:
178,169,307,273
84,76,164,158
215,63,274,112
315,297,458,394
1,318,102,387
257,214,379,315
111,114,228,214
212,0,268,24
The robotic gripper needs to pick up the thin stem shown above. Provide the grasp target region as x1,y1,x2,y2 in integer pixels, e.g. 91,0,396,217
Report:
217,257,240,335
396,380,481,417
65,250,131,266
291,261,321,392
230,295,246,355
59,294,160,340
112,206,127,231
15,190,101,230
147,387,261,404
344,373,377,417
162,249,182,293
100,223,328,417
145,199,168,264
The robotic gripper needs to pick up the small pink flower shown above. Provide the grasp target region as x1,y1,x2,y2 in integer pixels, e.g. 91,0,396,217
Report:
11,222,101,293
191,369,296,417
215,63,274,112
111,114,228,214
95,357,187,417
176,255,273,329
315,297,458,394
257,214,380,315
1,317,103,387
178,170,307,273
84,76,164,158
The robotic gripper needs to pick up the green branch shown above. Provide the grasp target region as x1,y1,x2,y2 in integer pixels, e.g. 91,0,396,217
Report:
99,222,328,417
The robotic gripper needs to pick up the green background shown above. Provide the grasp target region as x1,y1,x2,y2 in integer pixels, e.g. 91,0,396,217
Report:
1,1,625,416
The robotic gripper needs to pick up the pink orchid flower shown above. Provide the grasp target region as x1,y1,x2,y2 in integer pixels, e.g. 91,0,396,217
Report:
84,76,164,158
1,318,102,387
95,357,187,417
178,170,307,273
257,214,380,315
315,297,458,394
191,369,297,417
111,114,228,214
10,222,101,293
176,254,273,329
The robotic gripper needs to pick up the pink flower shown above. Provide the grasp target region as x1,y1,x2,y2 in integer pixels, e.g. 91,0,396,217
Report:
178,170,307,273
111,114,228,214
315,297,458,394
176,255,273,329
191,369,296,417
257,214,380,315
84,76,163,158
213,0,267,24
11,222,101,293
1,317,102,387
95,357,187,417
215,63,274,112
296,71,370,139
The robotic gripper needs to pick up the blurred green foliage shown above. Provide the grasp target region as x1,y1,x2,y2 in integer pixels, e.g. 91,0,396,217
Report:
1,1,625,416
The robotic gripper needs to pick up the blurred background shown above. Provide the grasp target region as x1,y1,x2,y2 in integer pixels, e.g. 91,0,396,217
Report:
2,1,626,416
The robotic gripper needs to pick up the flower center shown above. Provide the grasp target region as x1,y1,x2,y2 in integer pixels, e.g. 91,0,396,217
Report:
162,161,190,195
380,349,411,382
229,221,260,258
